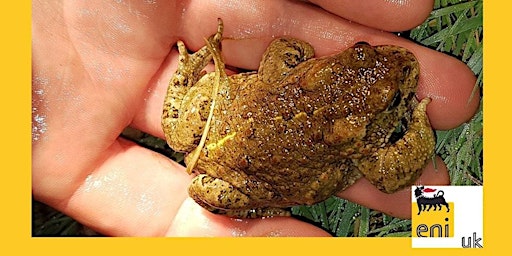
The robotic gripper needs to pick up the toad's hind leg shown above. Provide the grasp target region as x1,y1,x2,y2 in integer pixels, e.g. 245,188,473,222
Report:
357,98,436,193
189,174,291,218
161,20,223,152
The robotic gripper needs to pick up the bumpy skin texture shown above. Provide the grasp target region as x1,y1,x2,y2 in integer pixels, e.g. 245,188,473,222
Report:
162,20,435,218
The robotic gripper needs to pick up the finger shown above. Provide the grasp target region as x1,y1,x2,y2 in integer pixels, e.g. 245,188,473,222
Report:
36,138,192,237
167,198,331,237
306,0,434,32
337,155,450,219
415,50,479,130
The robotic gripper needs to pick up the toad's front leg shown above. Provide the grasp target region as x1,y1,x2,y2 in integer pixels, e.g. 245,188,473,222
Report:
357,98,436,193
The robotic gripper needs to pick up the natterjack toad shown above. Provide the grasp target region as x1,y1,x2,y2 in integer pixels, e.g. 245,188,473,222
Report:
162,19,435,218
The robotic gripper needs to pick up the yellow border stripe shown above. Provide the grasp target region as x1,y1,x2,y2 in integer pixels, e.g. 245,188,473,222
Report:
2,0,503,255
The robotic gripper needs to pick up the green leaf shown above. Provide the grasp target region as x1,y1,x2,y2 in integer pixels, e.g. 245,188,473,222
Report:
335,201,359,237
356,207,370,237
429,1,478,18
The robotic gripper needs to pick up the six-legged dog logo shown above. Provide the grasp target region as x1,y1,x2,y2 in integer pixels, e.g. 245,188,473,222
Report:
414,186,450,215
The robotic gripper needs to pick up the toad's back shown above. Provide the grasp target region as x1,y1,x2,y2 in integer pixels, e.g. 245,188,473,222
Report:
196,43,420,203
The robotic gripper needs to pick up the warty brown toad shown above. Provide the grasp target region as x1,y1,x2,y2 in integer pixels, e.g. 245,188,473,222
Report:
162,19,435,218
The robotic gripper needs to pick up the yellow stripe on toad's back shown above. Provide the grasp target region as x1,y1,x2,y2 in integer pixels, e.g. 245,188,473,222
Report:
207,132,237,150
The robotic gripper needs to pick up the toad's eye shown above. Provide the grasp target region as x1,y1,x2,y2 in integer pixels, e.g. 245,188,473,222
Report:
387,91,402,111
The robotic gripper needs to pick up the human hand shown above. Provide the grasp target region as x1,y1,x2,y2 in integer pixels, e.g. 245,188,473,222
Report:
32,0,479,236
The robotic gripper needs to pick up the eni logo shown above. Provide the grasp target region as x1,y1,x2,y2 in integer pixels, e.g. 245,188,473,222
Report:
414,186,450,215
412,186,454,238
412,185,483,248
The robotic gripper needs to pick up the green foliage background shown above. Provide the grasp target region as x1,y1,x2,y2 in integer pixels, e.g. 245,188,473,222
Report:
32,0,483,237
